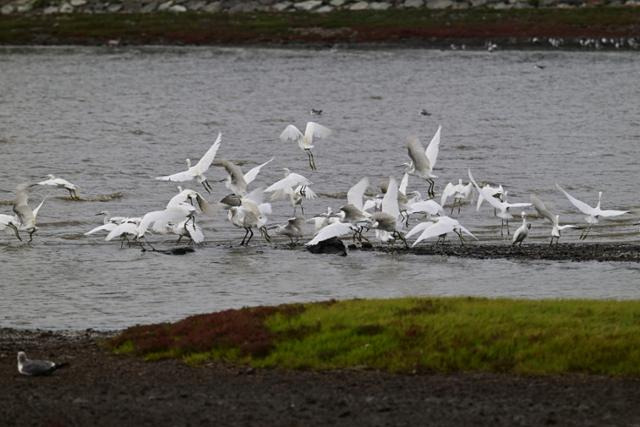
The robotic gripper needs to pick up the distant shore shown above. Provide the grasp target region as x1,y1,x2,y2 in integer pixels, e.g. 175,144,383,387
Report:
1,9,639,48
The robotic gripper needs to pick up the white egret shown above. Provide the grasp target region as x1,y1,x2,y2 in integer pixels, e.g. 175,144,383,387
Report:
36,175,80,200
13,183,45,242
511,212,531,246
370,177,406,246
468,170,531,236
264,169,315,215
406,200,444,217
280,121,332,170
556,184,628,240
530,195,575,246
171,218,205,245
105,221,139,247
274,217,306,244
410,216,476,247
308,207,341,232
441,179,472,215
405,125,441,198
227,188,272,246
156,132,222,193
217,157,273,198
167,187,214,216
476,183,504,216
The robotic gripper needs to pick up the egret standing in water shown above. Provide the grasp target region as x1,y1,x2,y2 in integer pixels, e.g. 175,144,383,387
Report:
156,132,222,193
405,125,441,199
370,177,407,246
280,121,332,170
511,211,531,246
556,184,628,240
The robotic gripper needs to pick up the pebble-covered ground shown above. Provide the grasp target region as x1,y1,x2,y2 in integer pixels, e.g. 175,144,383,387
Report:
2,328,640,426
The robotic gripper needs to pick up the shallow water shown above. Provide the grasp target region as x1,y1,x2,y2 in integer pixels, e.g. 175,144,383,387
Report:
1,47,639,330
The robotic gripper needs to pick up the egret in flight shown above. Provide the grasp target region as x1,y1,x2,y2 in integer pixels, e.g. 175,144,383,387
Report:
405,125,441,199
280,122,332,170
0,214,22,241
156,132,222,193
13,183,45,242
409,216,476,247
530,194,575,246
217,157,274,196
36,175,80,200
264,169,315,215
370,177,406,246
440,179,472,215
556,184,628,240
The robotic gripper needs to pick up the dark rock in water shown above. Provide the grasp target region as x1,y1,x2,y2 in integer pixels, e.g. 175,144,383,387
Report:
143,247,195,255
306,237,347,256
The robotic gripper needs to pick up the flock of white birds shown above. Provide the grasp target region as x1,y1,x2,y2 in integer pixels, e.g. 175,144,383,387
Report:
0,122,632,250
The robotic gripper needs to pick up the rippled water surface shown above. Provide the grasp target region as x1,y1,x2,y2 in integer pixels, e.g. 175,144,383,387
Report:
1,47,639,330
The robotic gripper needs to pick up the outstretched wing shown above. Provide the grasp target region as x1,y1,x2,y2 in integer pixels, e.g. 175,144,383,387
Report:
264,173,312,193
155,170,194,182
280,125,303,142
306,221,353,246
469,170,503,211
399,173,409,196
244,157,274,185
347,177,369,212
407,137,430,172
556,184,595,216
425,125,441,168
405,221,434,239
599,209,628,218
305,122,332,140
381,176,400,220
407,200,444,216
194,132,222,173
85,223,118,235
412,220,454,247
440,182,456,207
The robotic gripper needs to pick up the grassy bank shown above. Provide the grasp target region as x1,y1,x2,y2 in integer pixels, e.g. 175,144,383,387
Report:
1,8,639,46
110,297,640,376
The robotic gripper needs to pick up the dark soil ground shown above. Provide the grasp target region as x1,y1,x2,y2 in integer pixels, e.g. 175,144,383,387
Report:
2,328,640,426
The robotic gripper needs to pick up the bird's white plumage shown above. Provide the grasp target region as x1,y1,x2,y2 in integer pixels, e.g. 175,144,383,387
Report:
347,177,369,213
306,221,354,246
243,158,274,185
381,176,400,221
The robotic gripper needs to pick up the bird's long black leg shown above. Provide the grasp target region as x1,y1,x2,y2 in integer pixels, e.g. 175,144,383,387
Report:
240,228,249,246
450,202,455,215
310,151,317,170
9,224,21,241
455,230,465,246
176,235,183,245
506,219,510,236
246,228,254,245
28,230,35,243
301,203,305,215
500,219,504,237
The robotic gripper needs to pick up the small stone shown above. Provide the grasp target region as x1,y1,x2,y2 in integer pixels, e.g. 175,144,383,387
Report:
43,5,59,13
168,4,186,11
70,0,87,5
294,0,322,10
228,1,257,11
271,1,291,10
349,0,369,8
107,3,123,11
369,2,392,9
185,0,206,9
17,3,35,12
329,0,346,5
0,4,14,14
141,1,158,11
314,4,334,11
59,2,74,12
202,1,221,11
404,0,424,7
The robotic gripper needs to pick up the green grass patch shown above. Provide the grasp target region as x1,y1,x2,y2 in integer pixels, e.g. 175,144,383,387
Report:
109,297,640,376
1,8,639,45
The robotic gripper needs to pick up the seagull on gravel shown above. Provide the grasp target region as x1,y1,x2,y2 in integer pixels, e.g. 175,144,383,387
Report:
280,122,332,170
156,132,222,193
17,351,68,376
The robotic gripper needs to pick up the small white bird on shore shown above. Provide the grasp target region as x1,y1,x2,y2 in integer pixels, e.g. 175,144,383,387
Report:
511,211,531,246
280,122,332,170
36,175,80,200
156,133,222,193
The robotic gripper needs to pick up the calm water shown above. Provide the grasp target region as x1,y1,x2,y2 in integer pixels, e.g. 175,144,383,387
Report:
1,46,639,330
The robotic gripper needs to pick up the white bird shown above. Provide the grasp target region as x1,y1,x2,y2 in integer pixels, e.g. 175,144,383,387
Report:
306,221,355,246
556,184,628,240
17,351,68,376
274,217,306,244
156,132,222,193
476,183,504,216
0,214,22,241
307,207,340,232
406,200,444,217
468,170,531,236
410,216,477,247
440,179,472,215
370,177,406,245
84,212,125,236
171,218,205,245
228,188,271,246
36,174,80,200
530,195,575,246
167,187,214,216
136,204,196,241
217,157,274,196
405,125,441,199
511,211,531,246
280,121,332,170
105,221,139,247
265,169,315,215
13,183,45,242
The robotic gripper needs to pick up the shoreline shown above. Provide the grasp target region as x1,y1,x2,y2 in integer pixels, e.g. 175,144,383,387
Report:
1,9,639,48
2,327,640,426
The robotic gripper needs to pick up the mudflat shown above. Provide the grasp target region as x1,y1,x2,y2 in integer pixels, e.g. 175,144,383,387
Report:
2,328,640,426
